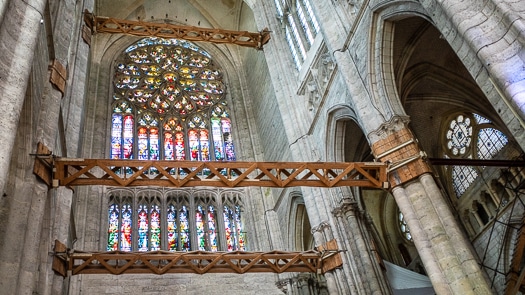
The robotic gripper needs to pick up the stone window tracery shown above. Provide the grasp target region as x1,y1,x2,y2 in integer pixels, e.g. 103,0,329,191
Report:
274,0,320,69
110,37,235,161
443,113,508,197
107,189,245,252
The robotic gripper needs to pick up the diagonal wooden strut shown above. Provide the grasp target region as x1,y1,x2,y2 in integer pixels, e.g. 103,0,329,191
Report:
52,240,342,277
52,159,388,189
83,10,271,50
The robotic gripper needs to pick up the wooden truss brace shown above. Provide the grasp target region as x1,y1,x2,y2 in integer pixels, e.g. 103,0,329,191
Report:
52,240,342,277
83,10,271,50
51,158,388,189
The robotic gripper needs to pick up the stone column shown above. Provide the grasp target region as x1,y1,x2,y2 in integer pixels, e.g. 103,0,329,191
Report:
370,116,492,294
471,203,485,228
462,210,476,238
310,222,340,295
46,187,74,295
0,0,47,195
332,198,391,295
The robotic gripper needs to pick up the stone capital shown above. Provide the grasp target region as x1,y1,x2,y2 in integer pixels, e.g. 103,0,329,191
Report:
367,115,411,144
311,220,331,234
332,198,357,217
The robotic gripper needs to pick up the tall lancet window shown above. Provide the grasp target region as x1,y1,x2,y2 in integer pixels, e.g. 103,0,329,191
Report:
107,189,245,252
195,194,218,251
274,0,320,69
107,194,133,251
110,37,236,161
223,192,246,251
136,194,162,251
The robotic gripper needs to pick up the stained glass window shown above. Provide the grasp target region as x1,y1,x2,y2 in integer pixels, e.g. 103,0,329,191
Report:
223,193,246,251
120,202,133,251
107,203,119,251
274,0,320,69
110,37,235,161
166,203,177,251
108,189,242,252
398,211,412,241
179,205,190,251
444,113,508,198
195,195,218,251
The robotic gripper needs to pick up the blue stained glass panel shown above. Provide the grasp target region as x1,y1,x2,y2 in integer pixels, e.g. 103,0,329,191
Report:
180,206,190,251
208,206,217,251
196,206,206,250
137,205,149,251
123,115,134,159
107,204,119,251
150,205,161,250
167,204,177,251
120,204,133,251
111,115,123,159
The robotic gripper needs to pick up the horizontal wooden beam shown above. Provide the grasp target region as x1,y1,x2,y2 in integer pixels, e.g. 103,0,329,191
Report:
52,240,342,276
84,10,271,50
52,159,388,189
427,158,525,167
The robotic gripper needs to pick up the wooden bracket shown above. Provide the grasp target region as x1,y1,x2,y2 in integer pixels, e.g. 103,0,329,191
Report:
52,240,68,277
49,59,67,96
32,142,53,187
81,25,92,46
317,239,343,273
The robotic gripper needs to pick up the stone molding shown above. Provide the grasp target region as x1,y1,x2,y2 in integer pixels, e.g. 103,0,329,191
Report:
332,198,357,217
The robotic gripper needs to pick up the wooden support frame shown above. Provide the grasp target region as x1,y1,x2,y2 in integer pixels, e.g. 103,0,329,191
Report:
33,142,53,187
52,240,341,276
83,10,271,50
53,159,388,189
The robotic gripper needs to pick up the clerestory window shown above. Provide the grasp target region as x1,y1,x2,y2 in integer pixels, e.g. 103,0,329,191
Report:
107,189,246,252
443,113,508,197
110,37,236,161
274,0,320,69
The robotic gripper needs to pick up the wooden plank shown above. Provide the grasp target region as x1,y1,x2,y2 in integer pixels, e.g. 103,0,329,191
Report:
49,59,67,95
318,239,343,273
33,142,53,187
52,240,68,277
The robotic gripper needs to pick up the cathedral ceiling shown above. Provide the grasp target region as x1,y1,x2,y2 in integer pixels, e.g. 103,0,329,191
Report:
95,0,248,31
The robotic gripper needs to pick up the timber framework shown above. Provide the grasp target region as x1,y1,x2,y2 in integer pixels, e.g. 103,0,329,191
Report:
83,10,271,50
52,239,343,277
45,159,388,189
